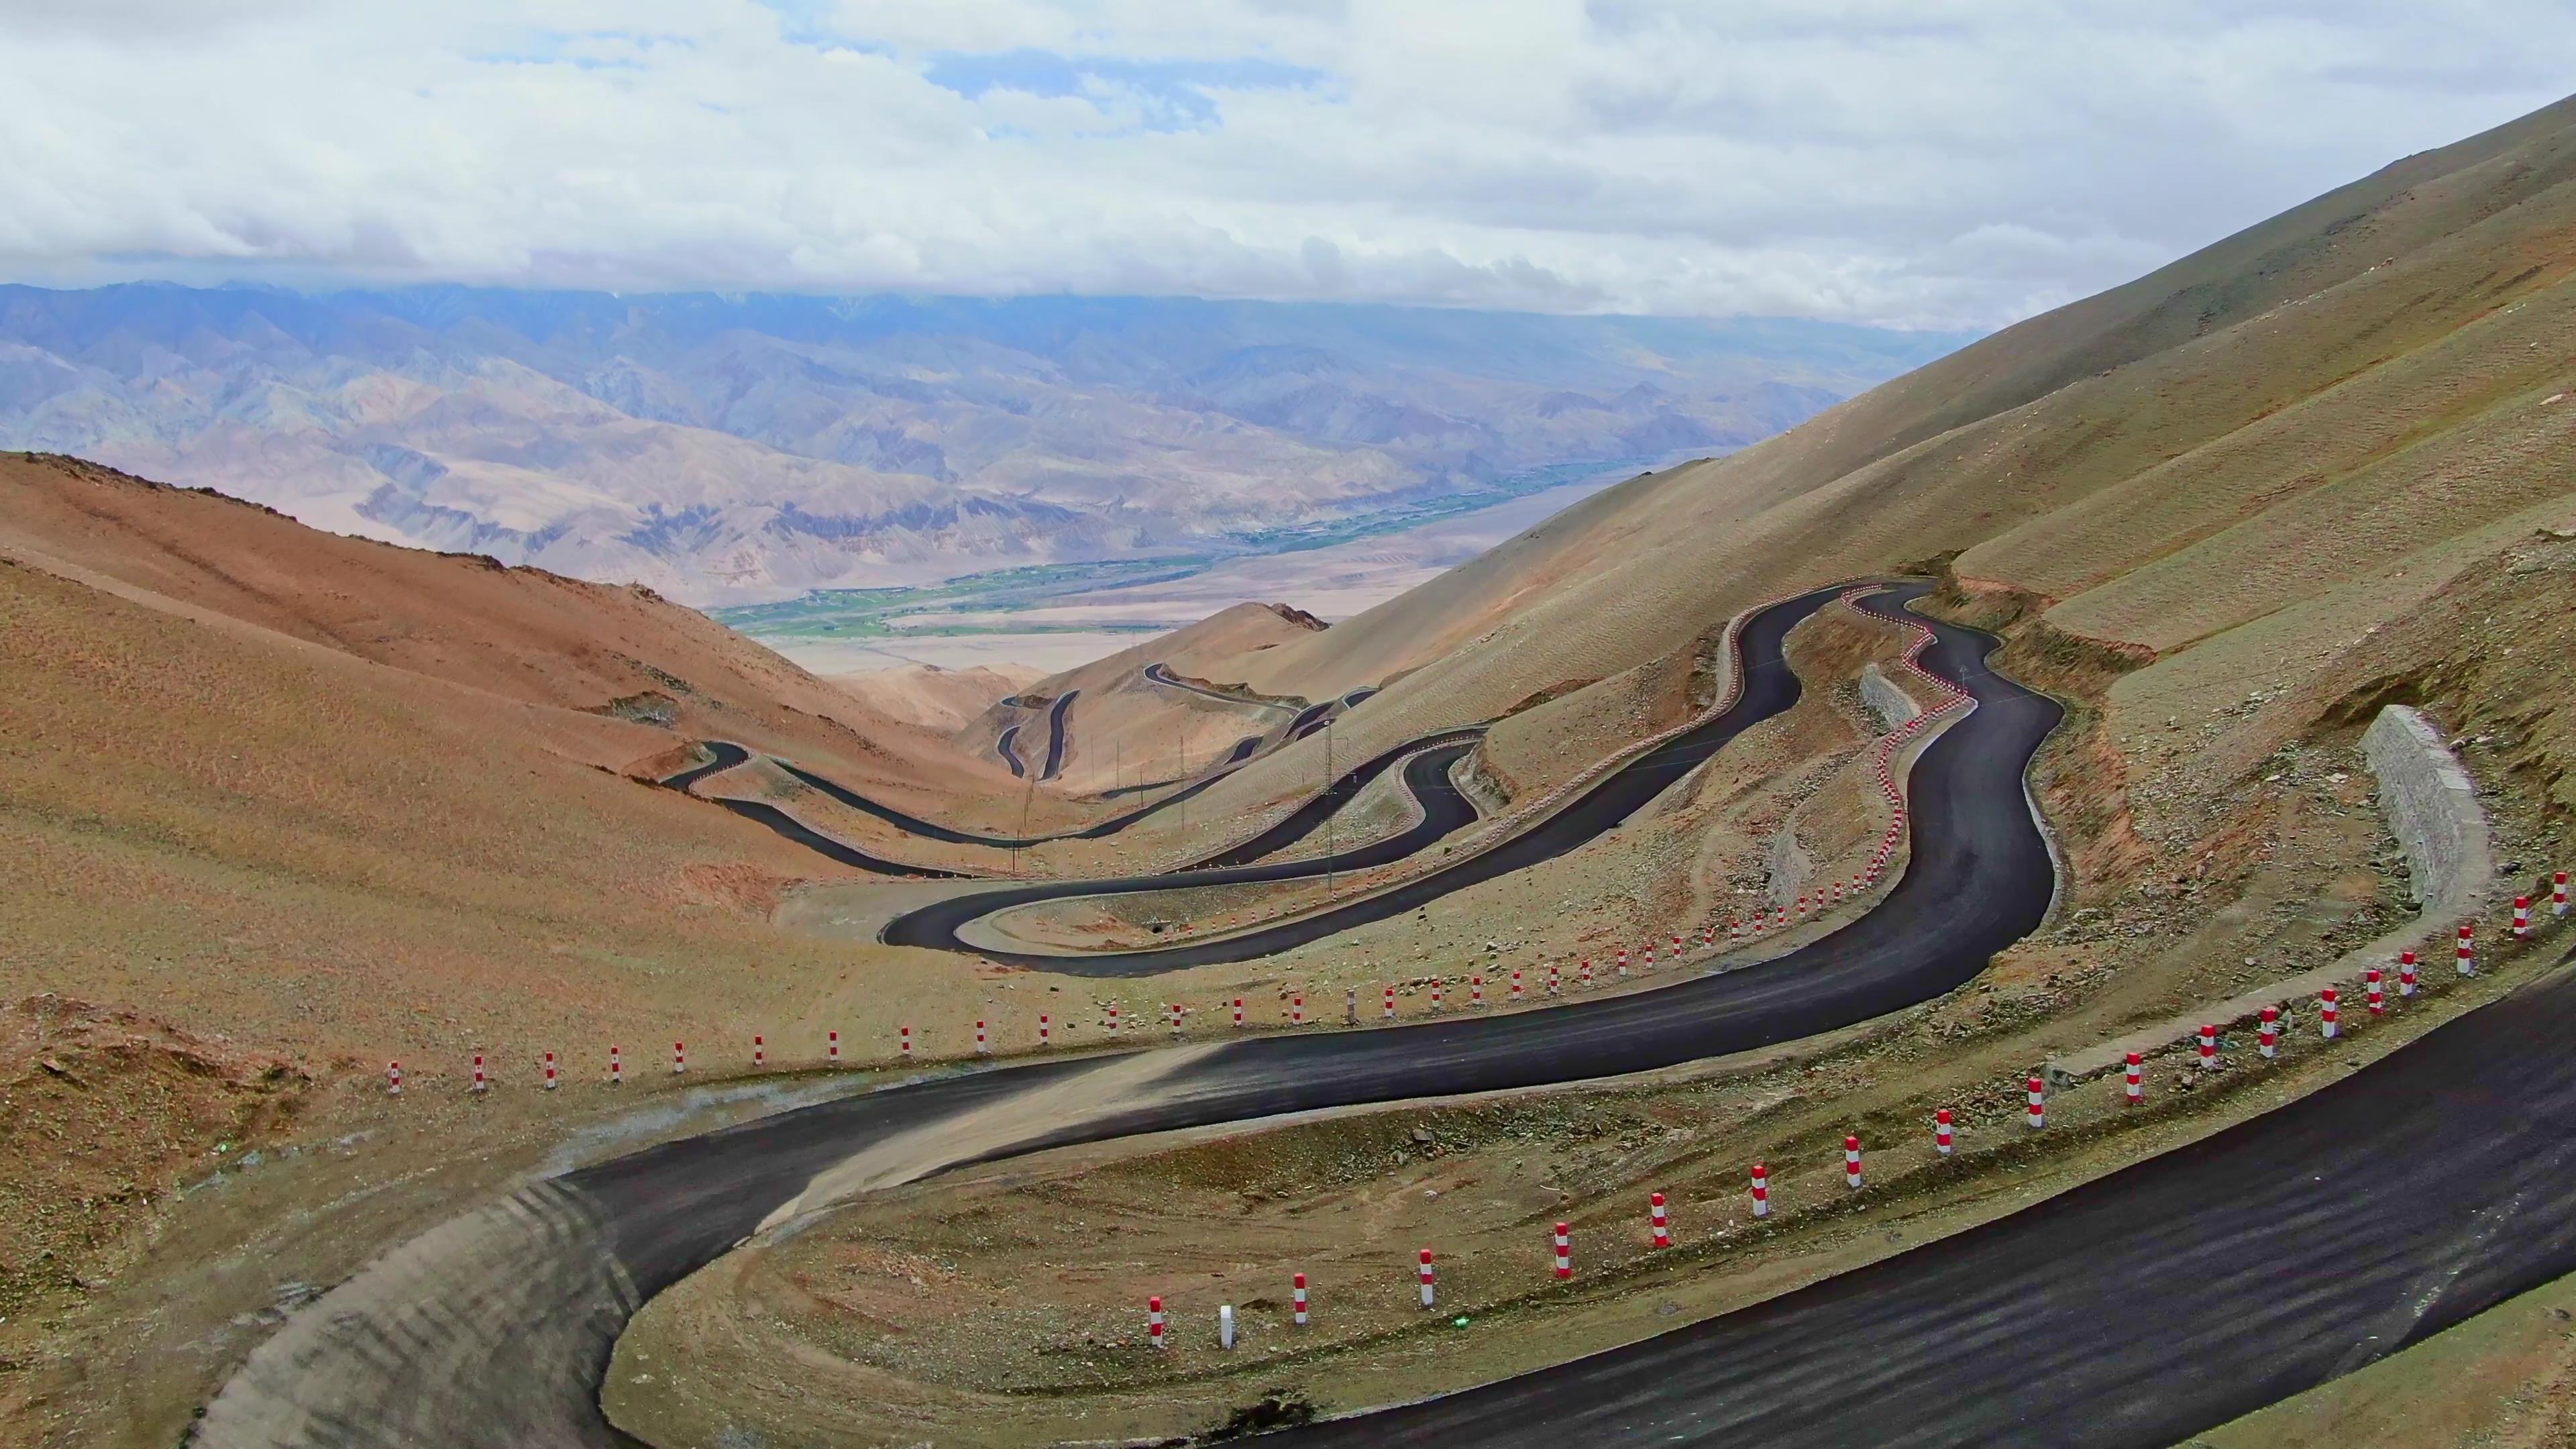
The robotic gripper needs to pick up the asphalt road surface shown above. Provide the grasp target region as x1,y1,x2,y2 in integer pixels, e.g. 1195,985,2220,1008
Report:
201,578,2067,1449
199,578,2576,1449
1277,938,2576,1447
763,732,1266,853
995,720,1026,777
1038,690,1076,781
880,735,1490,971
1144,661,1305,716
876,582,1888,971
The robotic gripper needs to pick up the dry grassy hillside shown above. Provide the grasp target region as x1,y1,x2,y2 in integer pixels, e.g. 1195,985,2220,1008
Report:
0,453,1026,815
1112,92,2576,844
974,600,1328,796
830,662,1038,733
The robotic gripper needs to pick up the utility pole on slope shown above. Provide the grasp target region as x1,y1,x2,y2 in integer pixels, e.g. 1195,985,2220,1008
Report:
1324,716,1336,901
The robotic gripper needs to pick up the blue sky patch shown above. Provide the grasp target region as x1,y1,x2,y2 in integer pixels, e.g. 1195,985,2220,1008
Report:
922,49,1329,131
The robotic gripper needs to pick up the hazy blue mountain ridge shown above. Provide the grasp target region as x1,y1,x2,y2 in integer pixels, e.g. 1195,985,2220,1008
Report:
0,284,1970,602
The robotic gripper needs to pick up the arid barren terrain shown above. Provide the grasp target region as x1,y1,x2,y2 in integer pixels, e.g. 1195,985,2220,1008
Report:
5,91,2576,1449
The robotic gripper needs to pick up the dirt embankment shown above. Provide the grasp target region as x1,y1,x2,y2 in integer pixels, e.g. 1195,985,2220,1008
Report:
0,998,311,1407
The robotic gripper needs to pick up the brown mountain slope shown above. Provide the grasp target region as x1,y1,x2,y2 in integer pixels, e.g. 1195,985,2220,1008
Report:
0,452,1032,817
968,600,1329,799
1138,91,2576,835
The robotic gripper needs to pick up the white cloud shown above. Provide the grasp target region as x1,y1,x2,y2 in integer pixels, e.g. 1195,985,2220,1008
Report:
0,0,2567,328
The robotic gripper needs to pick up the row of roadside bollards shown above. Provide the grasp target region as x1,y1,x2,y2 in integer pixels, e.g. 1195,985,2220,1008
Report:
1129,891,2570,1348
392,881,2564,1095
389,646,1994,1099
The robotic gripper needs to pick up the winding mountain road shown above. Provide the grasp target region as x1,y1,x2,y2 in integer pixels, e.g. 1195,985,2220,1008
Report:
878,583,1911,971
1143,661,1305,716
202,579,2079,1448
193,574,2576,1449
1038,690,1076,781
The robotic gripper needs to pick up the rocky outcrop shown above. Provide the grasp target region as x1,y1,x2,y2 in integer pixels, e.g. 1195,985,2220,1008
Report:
1860,663,1921,731
2363,704,2496,918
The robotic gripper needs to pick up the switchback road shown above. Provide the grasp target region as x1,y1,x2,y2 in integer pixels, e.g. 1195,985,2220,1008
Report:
202,580,2091,1448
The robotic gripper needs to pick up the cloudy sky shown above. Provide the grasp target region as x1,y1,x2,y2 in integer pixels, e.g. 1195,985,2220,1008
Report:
1,0,2568,329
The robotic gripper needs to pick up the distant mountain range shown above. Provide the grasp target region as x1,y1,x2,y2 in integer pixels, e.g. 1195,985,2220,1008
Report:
0,284,1970,602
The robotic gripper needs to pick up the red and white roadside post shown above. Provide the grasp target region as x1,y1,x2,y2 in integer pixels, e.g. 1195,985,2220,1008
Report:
1554,1223,1573,1279
1169,1003,1184,1037
2366,968,2385,1017
1750,1163,1770,1218
1148,1296,1167,1349
387,1061,402,1096
1642,946,1656,971
1234,997,1246,1028
2459,922,2477,977
1844,1135,1864,1190
1383,985,1396,1020
1293,1273,1310,1324
2124,1051,2143,1105
673,1040,686,1075
1580,958,1594,987
2556,871,2570,918
1650,1192,1672,1248
2399,950,2419,998
543,1051,558,1091
753,1034,765,1069
1430,981,1443,1012
1038,1014,1052,1048
1470,976,1484,1008
2198,1024,2218,1071
1418,1249,1437,1307
610,1045,623,1085
472,1054,488,1093
1108,1005,1121,1036
1935,1108,1954,1155
900,1025,913,1059
828,1029,840,1064
1548,963,1560,996
1703,925,1716,948
2516,896,2534,940
1292,994,1305,1026
1511,969,1523,1002
2320,988,2340,1040
1672,933,1683,958
976,1020,989,1055
2259,1006,2279,1059
1616,947,1629,976
2026,1075,2045,1130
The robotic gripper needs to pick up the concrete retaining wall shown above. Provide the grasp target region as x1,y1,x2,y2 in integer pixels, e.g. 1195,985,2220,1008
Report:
1860,663,1922,732
2363,704,2495,920
2047,705,2496,1085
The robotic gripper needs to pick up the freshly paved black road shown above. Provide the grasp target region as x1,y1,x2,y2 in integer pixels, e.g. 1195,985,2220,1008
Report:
879,582,1890,971
1275,939,2576,1448
881,735,1490,972
656,745,741,794
995,721,1026,777
1191,727,1487,869
761,732,1266,853
207,578,2576,1449
1038,690,1076,781
1143,661,1305,716
199,577,2083,1449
